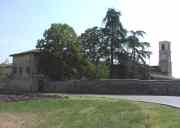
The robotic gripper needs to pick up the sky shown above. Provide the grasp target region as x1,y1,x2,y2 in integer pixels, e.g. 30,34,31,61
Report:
0,0,180,78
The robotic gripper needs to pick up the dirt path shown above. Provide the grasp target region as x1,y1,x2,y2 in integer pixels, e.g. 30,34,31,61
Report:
0,113,36,128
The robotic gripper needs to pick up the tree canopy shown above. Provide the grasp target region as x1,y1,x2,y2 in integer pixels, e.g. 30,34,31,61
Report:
80,8,151,79
36,8,151,80
80,27,110,78
36,23,95,80
125,30,151,64
102,8,127,77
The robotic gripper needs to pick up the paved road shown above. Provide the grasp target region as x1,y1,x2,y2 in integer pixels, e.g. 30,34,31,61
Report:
107,95,180,108
61,94,180,108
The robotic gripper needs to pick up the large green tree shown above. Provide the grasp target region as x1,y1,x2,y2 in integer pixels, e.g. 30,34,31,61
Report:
36,23,95,80
80,27,105,63
80,8,151,79
124,30,151,78
103,8,127,78
80,27,109,78
125,30,151,64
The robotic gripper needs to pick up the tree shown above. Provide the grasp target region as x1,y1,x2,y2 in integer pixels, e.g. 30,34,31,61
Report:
125,30,151,64
80,27,108,78
103,8,127,78
80,27,104,63
124,30,151,78
36,23,95,80
80,9,151,79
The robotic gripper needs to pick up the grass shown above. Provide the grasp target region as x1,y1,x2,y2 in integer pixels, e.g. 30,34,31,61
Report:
0,96,180,128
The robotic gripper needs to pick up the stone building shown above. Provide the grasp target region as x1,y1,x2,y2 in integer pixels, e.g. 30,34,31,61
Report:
7,40,172,91
10,49,40,78
9,41,172,81
9,49,42,91
111,41,173,80
150,41,172,79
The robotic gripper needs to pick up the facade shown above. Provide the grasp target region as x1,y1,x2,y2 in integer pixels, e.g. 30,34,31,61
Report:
9,49,42,91
150,41,172,79
10,49,40,79
159,41,172,77
7,41,172,91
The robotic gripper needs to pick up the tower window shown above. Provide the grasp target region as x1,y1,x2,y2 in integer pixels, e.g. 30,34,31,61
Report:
161,44,165,50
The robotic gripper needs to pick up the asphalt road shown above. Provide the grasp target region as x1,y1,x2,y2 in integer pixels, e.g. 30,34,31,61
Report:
61,94,180,108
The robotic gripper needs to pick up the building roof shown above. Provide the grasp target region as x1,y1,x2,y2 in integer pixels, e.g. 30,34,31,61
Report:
10,49,40,57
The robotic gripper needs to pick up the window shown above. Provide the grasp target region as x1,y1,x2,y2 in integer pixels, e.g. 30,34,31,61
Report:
26,66,30,74
161,44,165,50
19,67,23,75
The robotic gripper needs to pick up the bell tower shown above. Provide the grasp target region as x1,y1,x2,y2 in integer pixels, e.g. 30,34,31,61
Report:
159,41,172,77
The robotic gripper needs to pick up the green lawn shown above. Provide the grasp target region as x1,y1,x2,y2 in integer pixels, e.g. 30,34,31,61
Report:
0,96,180,128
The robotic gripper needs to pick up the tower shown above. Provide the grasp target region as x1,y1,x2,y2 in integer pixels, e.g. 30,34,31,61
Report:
159,41,172,77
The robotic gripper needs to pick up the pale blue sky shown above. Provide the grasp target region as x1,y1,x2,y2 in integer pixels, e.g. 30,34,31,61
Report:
1,0,180,78
0,0,117,59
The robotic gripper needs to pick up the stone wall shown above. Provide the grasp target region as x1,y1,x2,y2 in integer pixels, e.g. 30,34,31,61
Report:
0,78,38,93
7,79,32,91
43,79,180,96
0,80,7,89
0,79,180,95
12,53,39,79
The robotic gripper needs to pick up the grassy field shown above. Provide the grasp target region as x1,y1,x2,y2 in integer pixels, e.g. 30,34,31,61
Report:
0,96,180,128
